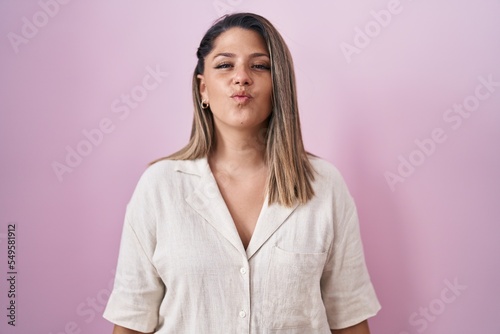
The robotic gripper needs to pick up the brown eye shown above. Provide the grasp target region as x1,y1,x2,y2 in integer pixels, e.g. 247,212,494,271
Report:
214,63,232,69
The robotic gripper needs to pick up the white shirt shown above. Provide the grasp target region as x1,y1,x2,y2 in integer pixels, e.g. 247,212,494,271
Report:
103,157,381,333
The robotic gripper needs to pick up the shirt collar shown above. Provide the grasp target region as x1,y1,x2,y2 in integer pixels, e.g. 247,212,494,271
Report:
173,157,211,177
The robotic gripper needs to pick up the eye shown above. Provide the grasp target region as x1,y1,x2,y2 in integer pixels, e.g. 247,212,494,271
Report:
252,64,271,70
214,62,233,69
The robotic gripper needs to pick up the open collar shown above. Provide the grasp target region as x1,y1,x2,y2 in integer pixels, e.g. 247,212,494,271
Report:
178,157,299,260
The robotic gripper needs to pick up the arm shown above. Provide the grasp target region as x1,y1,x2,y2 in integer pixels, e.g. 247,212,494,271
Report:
331,320,370,334
112,325,153,334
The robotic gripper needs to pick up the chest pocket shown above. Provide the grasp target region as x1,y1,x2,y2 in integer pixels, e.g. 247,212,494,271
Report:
262,246,329,331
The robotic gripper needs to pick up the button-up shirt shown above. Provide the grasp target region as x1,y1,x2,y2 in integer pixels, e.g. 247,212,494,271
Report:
103,157,381,333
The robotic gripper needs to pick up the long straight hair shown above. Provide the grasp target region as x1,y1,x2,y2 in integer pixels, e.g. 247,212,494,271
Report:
151,13,315,207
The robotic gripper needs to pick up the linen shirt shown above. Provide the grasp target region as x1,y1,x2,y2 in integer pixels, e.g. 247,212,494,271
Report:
103,157,381,333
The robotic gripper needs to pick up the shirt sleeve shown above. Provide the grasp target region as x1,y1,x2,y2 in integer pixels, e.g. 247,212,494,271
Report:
103,171,165,332
320,184,381,329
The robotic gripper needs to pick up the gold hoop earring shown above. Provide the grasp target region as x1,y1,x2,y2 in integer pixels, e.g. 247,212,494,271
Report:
201,100,209,110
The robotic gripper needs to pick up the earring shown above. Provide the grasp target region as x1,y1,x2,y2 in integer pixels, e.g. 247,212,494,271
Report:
201,99,209,109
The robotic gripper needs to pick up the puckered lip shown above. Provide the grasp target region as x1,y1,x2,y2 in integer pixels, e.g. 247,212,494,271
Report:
231,91,252,98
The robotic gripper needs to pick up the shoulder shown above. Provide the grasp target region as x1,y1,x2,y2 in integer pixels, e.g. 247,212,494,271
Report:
308,155,341,176
306,155,356,213
137,158,207,185
308,156,349,191
125,158,206,225
128,158,206,205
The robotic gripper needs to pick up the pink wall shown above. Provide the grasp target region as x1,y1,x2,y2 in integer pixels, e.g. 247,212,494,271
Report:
1,1,499,333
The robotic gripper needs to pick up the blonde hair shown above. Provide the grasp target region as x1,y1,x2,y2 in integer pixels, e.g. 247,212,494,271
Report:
151,13,315,207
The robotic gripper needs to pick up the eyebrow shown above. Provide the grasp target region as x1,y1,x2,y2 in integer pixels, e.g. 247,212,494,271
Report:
212,52,270,59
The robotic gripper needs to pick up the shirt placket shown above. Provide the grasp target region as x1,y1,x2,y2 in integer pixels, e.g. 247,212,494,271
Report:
237,257,251,333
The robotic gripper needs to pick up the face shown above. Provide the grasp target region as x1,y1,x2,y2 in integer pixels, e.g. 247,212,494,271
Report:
197,28,273,132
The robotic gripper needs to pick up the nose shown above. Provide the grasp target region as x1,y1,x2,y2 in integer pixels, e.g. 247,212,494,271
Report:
233,65,252,86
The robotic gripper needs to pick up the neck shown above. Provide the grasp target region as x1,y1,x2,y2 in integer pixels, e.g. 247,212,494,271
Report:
209,123,267,173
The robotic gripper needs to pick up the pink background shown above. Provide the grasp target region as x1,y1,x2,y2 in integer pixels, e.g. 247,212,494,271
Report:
1,1,499,333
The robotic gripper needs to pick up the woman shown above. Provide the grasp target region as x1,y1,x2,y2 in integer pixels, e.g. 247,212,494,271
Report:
103,12,381,334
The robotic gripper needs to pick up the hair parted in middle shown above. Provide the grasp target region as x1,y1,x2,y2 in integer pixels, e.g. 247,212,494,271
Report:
151,12,315,207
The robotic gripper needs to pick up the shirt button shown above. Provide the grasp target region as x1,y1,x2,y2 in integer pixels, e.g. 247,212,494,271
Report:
240,267,247,274
239,310,246,318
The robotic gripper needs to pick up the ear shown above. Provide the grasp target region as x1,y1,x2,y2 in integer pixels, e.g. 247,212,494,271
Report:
197,74,208,101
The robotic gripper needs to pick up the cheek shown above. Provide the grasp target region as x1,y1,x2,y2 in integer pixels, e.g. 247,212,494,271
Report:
206,83,226,101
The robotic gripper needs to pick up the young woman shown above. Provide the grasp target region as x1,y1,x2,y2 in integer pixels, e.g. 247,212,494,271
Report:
104,13,381,334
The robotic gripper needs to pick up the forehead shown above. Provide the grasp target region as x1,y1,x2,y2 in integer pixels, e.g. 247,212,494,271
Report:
210,27,268,55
